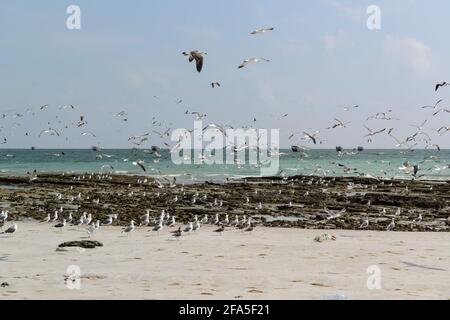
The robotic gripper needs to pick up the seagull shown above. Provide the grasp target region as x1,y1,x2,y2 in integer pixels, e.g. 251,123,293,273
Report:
343,105,359,111
413,213,422,223
182,50,207,72
139,212,150,226
166,216,176,227
213,225,225,235
386,218,395,231
102,215,113,226
324,207,346,220
0,223,17,235
183,222,193,234
0,211,8,222
51,211,58,222
211,82,221,88
152,221,163,234
250,27,274,35
84,213,92,225
39,128,60,138
86,221,100,238
200,214,209,224
359,216,369,229
421,99,443,109
132,160,146,172
122,220,135,234
193,220,201,231
364,126,386,138
81,131,96,137
244,223,254,233
302,131,318,145
327,118,350,129
113,111,128,118
54,219,66,229
435,82,449,92
219,214,229,226
40,213,51,223
238,58,270,69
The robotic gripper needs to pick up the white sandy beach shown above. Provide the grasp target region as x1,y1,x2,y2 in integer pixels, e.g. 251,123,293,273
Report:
0,220,449,300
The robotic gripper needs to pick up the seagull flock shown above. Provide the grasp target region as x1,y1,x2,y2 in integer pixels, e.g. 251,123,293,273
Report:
0,24,449,238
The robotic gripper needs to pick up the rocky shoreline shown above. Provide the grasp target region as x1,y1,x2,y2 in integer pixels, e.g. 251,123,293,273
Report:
1,173,449,231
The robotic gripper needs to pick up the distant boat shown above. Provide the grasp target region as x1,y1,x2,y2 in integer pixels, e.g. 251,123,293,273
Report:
291,146,300,152
30,146,36,150
336,146,343,152
357,146,364,152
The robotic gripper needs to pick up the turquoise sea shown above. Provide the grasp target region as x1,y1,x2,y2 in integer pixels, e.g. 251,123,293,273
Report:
0,149,449,182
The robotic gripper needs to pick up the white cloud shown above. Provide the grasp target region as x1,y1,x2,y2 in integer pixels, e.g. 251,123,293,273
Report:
383,35,432,74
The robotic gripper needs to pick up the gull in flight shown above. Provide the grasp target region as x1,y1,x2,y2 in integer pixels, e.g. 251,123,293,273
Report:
238,58,270,69
364,126,386,142
39,128,60,138
324,207,346,220
182,50,207,72
437,126,450,135
327,118,350,129
435,81,449,92
422,99,443,109
132,160,146,172
211,82,221,88
188,111,207,120
251,27,274,35
81,131,96,137
343,105,359,111
60,105,75,110
113,111,127,118
302,131,319,145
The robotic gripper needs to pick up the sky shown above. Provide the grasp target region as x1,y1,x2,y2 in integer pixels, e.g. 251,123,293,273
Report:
0,0,450,149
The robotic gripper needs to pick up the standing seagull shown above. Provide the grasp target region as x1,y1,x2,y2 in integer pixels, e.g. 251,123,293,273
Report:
182,51,207,72
386,218,395,231
359,216,369,229
122,220,135,234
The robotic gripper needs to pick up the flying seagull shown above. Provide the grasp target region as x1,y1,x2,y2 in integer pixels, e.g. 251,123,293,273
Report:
182,50,207,72
211,82,221,88
132,160,146,172
421,99,443,109
251,27,274,35
39,128,60,138
238,58,270,69
435,82,449,92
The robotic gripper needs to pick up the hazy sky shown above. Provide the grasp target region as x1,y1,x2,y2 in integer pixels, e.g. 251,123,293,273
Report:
1,0,449,149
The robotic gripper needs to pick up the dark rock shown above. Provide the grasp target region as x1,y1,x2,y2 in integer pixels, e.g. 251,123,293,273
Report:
58,240,103,249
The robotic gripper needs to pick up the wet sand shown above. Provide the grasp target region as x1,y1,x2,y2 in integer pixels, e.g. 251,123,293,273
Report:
1,221,449,300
